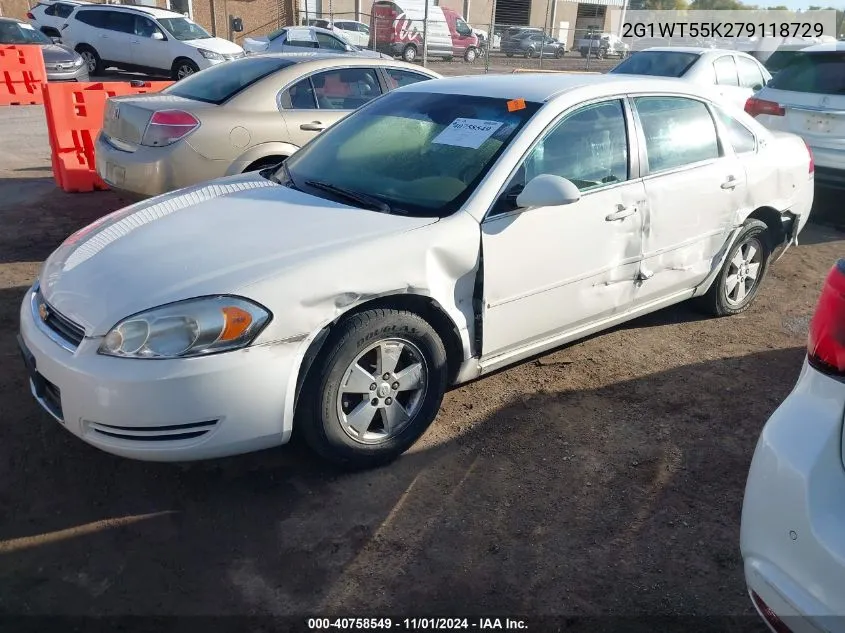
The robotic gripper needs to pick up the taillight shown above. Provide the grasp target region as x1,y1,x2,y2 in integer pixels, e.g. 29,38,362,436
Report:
744,97,785,117
750,591,793,633
805,140,815,173
807,259,845,376
26,11,34,19
140,110,199,147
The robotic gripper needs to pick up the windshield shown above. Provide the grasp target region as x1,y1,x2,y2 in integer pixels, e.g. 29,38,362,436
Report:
610,51,699,78
277,91,542,217
0,21,52,45
768,51,845,95
163,57,295,104
158,17,211,41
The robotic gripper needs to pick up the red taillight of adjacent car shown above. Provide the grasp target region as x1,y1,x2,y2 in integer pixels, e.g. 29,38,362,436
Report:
26,11,34,19
805,140,815,174
744,97,785,118
807,259,845,376
750,591,793,633
140,110,200,147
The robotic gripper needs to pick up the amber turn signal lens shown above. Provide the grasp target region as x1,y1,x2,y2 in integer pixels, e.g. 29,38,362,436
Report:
220,306,253,341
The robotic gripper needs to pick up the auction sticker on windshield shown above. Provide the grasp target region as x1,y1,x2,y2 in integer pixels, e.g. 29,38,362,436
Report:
432,118,503,149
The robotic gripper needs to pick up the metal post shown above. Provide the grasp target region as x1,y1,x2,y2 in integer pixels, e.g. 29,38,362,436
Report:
484,0,496,73
539,0,552,68
617,0,628,39
422,0,430,66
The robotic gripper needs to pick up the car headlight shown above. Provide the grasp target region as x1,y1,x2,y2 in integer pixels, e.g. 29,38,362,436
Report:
98,296,271,359
73,55,85,67
198,49,224,60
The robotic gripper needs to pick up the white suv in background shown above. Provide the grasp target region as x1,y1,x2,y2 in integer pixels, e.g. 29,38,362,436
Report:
745,41,845,189
27,0,90,39
60,4,244,80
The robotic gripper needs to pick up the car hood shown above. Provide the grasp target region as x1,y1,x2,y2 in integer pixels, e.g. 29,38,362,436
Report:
181,36,244,54
39,174,437,335
242,36,269,53
40,43,79,63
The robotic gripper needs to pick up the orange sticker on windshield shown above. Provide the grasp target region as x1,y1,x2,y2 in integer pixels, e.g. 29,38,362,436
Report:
507,98,526,112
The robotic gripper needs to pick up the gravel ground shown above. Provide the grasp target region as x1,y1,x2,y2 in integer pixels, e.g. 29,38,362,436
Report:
0,93,842,627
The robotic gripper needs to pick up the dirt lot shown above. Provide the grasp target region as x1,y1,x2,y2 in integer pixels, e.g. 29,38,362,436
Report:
0,103,843,628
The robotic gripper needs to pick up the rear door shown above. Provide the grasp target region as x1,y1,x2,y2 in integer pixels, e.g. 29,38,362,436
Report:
712,54,749,107
753,49,845,172
279,67,383,146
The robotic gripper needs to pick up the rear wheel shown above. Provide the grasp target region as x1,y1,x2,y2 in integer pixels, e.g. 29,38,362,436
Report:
172,58,199,80
76,45,103,75
297,308,448,469
695,219,771,317
524,48,534,58
402,44,417,63
242,156,287,173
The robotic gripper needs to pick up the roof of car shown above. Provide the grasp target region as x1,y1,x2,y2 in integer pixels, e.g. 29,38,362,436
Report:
73,4,186,18
398,73,715,103
800,40,845,52
636,46,760,58
242,51,442,73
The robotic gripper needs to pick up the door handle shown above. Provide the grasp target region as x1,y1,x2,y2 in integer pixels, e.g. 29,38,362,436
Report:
721,176,738,190
605,204,637,221
300,121,326,131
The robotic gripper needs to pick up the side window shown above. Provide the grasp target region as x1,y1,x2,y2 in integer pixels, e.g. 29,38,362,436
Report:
384,68,432,89
76,10,103,27
285,28,319,48
43,4,57,16
55,3,75,18
316,32,348,50
310,68,382,109
737,56,766,90
716,109,756,154
713,55,739,86
520,99,629,193
360,24,369,35
455,18,472,36
281,77,317,109
634,96,720,173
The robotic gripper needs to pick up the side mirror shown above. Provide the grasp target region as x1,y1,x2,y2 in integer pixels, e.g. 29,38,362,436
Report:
515,174,581,209
152,31,164,40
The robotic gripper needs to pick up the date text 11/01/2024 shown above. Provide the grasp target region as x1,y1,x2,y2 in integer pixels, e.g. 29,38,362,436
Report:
622,21,825,38
307,619,529,630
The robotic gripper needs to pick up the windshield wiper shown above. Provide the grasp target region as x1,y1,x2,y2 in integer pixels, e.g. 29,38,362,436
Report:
304,180,392,214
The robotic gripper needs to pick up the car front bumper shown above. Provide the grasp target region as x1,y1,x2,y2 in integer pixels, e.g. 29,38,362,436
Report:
741,360,845,632
18,285,298,461
95,132,229,198
45,64,89,82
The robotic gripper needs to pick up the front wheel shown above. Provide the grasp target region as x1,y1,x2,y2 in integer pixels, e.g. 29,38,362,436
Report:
464,47,477,63
172,58,199,80
76,45,103,75
402,44,417,63
297,309,448,469
555,48,564,58
695,219,771,317
505,52,514,58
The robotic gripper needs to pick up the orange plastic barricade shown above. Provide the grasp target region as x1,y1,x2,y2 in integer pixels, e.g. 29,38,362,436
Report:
0,45,46,105
42,80,173,193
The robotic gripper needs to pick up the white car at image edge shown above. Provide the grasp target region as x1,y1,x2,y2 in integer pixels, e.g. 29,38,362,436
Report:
17,74,813,468
741,259,845,632
60,4,244,79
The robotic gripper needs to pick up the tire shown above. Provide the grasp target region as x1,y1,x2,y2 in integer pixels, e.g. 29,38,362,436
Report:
464,47,477,63
76,45,103,75
505,52,514,58
402,44,417,63
555,48,564,59
580,50,587,58
695,219,771,317
172,58,199,80
242,156,287,173
297,308,448,469
524,48,534,58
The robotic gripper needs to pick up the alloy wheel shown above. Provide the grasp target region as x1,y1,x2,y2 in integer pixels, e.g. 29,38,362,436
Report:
725,237,763,305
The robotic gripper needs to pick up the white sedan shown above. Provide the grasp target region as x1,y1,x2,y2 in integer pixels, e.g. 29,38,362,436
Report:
741,260,845,631
610,47,772,108
18,74,814,468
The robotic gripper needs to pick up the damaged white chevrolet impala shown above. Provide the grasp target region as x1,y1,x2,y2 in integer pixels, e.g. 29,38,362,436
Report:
18,74,814,468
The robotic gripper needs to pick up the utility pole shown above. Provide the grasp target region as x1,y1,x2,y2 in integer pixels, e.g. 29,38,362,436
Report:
617,0,629,39
422,0,430,66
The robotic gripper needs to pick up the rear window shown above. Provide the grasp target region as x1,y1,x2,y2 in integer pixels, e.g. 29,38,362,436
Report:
767,51,845,95
610,51,699,78
163,57,296,104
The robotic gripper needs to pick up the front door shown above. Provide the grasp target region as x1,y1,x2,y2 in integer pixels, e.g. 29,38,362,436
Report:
630,95,744,306
481,98,646,359
279,67,383,147
130,15,170,72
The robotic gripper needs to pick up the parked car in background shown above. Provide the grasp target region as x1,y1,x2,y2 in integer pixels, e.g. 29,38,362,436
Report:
610,48,771,108
243,25,387,58
498,26,542,49
741,257,845,633
501,31,565,58
60,4,244,79
369,0,479,63
24,74,812,469
745,42,845,189
95,54,439,197
310,18,371,48
0,17,89,81
26,0,90,39
578,32,628,58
